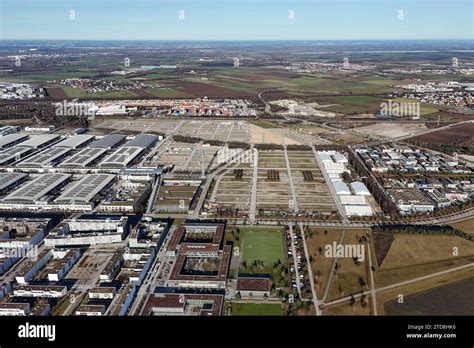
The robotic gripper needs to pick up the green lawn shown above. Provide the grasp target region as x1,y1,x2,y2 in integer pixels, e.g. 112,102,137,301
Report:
231,303,283,316
240,227,285,271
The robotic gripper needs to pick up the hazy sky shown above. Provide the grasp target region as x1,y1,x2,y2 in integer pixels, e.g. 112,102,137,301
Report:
1,0,473,40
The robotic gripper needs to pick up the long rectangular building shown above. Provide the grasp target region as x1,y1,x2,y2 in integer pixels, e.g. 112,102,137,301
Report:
54,134,95,149
0,133,28,149
2,173,71,204
0,146,34,165
0,172,28,195
18,134,60,148
99,146,144,168
58,147,107,168
16,147,72,168
54,174,116,204
88,134,126,149
123,134,158,149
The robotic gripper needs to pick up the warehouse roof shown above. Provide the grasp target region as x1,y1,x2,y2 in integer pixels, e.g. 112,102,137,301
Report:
54,135,95,149
344,204,373,216
55,174,115,204
58,147,107,168
18,134,60,148
0,146,34,165
3,173,71,203
123,134,158,149
339,195,367,205
99,147,143,168
0,133,28,149
17,147,72,168
0,172,28,192
350,181,371,195
332,181,351,194
88,134,126,149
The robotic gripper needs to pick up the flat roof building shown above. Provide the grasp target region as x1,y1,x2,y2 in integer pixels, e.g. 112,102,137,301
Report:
0,133,29,149
16,147,72,168
0,172,28,195
123,134,158,149
88,134,126,149
58,147,108,168
0,146,34,165
350,181,371,196
2,173,71,204
18,134,60,148
54,174,116,205
99,146,145,168
54,134,95,149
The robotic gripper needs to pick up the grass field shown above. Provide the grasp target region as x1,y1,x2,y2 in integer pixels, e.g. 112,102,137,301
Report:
380,234,474,270
327,230,370,301
240,227,285,272
231,302,283,316
450,217,474,235
306,228,344,298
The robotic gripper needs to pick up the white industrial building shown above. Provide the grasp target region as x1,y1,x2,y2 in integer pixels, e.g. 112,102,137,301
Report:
350,181,371,195
332,180,351,195
344,204,373,216
55,134,95,149
0,133,29,149
76,304,106,316
88,287,116,300
15,249,52,285
0,303,30,316
58,147,108,168
339,195,367,205
45,216,129,247
53,174,116,211
0,173,71,210
13,285,67,298
46,248,81,282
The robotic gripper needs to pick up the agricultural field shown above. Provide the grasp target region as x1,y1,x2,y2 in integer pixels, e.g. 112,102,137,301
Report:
383,278,474,315
239,227,286,272
408,123,474,155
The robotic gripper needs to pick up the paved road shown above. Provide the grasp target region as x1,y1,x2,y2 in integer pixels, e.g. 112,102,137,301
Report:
284,147,299,213
366,241,377,315
288,224,302,299
249,146,258,224
322,227,347,302
298,223,322,315
129,227,175,315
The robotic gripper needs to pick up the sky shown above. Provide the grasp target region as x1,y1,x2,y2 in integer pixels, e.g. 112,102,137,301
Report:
0,0,473,41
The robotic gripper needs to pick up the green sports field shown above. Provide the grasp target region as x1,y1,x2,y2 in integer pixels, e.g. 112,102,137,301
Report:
231,303,283,316
240,227,285,271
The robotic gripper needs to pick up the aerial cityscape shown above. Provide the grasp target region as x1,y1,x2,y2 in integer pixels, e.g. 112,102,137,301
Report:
0,0,472,346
